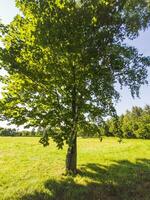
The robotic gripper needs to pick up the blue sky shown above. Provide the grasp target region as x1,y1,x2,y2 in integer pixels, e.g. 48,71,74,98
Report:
0,0,150,127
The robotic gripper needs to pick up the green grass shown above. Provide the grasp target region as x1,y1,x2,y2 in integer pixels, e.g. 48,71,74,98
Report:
0,137,150,200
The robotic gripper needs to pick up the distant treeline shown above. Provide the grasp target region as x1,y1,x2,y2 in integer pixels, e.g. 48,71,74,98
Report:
78,105,150,139
0,128,42,137
104,105,150,139
0,105,150,139
102,105,150,139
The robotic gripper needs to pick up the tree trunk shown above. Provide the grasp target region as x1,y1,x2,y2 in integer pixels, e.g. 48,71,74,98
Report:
66,62,77,174
66,135,77,174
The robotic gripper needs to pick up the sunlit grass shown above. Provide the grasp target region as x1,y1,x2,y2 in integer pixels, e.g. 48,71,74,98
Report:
0,137,150,200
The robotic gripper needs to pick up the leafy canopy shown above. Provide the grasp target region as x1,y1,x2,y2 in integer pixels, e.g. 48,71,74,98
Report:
0,0,150,148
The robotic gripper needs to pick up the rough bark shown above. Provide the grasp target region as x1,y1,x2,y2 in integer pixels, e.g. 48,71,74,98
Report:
66,63,78,174
66,135,77,174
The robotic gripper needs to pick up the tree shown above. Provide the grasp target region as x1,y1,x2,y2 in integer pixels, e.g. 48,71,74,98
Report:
121,110,136,138
105,105,150,139
134,105,150,139
0,127,17,136
0,0,150,174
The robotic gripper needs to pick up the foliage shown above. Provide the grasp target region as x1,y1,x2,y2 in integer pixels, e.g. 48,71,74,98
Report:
0,127,17,136
1,0,150,171
0,127,42,136
104,105,150,139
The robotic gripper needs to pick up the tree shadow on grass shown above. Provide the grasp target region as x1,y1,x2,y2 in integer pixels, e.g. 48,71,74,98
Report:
20,159,150,200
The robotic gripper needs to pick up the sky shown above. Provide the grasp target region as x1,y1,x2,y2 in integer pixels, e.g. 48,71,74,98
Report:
0,0,150,127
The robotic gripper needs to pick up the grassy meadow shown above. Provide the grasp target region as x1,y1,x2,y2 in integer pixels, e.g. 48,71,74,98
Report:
0,137,150,200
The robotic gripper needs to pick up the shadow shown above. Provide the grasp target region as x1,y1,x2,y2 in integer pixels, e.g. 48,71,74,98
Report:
20,159,150,200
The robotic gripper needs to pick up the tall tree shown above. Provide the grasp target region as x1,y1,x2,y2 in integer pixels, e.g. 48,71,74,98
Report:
0,0,150,173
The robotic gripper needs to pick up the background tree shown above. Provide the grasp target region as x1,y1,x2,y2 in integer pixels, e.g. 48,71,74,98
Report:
0,127,17,136
121,110,135,138
104,105,150,139
134,105,150,139
0,0,150,173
